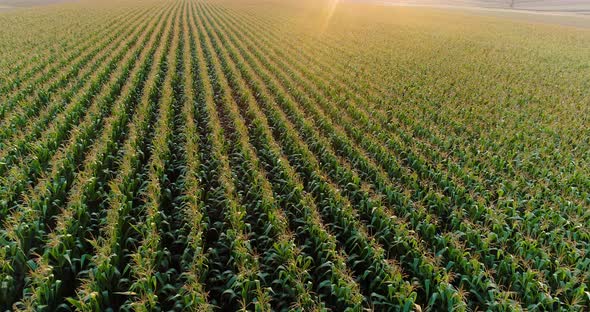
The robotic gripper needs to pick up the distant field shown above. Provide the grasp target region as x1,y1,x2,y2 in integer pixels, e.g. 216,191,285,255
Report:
374,0,590,11
0,0,78,11
0,0,589,311
371,0,590,28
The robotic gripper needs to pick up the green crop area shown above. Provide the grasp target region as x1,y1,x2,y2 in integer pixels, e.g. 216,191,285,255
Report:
0,0,589,311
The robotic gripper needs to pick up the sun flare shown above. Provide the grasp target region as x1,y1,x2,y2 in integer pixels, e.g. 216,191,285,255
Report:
320,0,340,33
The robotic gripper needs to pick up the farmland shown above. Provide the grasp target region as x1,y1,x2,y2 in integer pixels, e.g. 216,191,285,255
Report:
0,0,589,311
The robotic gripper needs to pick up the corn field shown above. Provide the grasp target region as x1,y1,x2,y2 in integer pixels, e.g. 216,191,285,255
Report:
0,0,589,311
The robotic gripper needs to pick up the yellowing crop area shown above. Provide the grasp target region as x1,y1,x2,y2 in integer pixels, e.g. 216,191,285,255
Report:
0,0,588,311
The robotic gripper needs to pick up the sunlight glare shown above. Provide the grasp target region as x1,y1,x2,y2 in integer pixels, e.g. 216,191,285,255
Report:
320,0,340,33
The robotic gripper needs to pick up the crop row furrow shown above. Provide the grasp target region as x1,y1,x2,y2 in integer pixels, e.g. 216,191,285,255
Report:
0,4,155,114
191,7,273,310
0,5,155,154
231,5,589,260
197,5,329,310
174,3,212,307
0,8,160,222
0,5,152,124
14,3,176,310
202,5,501,310
267,11,590,244
0,6,139,90
123,12,179,310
